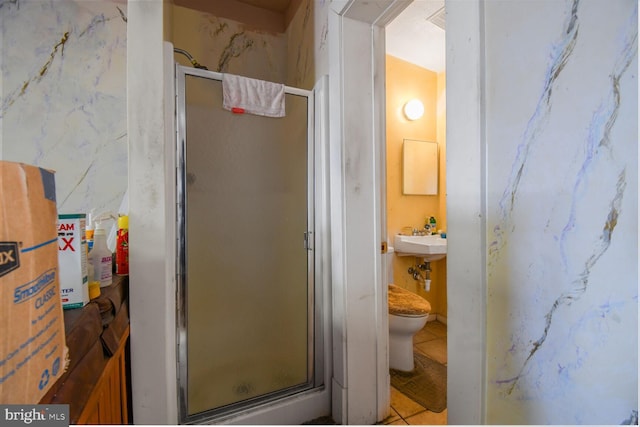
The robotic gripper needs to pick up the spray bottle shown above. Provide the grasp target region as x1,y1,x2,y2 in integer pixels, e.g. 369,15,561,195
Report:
89,212,116,287
85,209,96,251
116,214,129,275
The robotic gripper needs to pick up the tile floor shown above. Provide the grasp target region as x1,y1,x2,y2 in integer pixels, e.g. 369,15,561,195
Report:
381,320,448,425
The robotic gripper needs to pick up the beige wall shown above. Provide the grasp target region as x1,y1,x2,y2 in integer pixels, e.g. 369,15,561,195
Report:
385,54,447,317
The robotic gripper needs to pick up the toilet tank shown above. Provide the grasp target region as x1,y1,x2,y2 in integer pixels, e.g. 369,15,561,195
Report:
386,246,394,285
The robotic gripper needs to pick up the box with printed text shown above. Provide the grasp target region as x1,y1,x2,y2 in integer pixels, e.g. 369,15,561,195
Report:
0,161,67,404
57,214,89,309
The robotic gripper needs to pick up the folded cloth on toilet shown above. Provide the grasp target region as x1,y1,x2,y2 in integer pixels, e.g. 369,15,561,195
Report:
222,73,285,117
388,284,431,316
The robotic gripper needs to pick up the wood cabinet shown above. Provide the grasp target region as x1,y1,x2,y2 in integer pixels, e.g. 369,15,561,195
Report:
76,325,129,424
40,276,130,425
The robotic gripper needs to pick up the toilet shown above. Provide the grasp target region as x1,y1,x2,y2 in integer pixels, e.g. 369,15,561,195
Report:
387,248,431,372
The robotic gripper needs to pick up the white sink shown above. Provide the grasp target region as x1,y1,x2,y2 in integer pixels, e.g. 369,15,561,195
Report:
393,234,447,261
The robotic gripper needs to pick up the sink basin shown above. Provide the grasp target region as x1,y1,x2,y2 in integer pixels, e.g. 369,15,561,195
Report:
393,234,447,261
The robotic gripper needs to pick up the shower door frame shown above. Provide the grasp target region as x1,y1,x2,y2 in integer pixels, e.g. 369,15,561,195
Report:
174,65,323,424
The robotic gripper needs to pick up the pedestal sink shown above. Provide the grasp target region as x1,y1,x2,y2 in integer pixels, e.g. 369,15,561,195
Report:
393,234,447,261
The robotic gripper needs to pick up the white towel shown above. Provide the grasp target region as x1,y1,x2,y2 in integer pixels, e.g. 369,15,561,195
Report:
222,73,285,118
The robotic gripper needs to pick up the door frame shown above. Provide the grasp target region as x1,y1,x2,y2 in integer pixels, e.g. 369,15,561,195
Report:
327,1,405,423
329,0,486,424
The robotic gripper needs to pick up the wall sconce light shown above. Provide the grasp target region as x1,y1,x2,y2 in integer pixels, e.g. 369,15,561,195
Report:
403,99,424,121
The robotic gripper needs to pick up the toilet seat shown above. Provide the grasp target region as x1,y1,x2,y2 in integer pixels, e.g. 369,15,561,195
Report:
388,284,431,317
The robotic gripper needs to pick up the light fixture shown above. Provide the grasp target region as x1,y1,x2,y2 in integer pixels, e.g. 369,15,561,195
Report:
403,99,424,121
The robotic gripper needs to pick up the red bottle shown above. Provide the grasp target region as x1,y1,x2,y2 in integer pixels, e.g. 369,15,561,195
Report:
116,215,129,275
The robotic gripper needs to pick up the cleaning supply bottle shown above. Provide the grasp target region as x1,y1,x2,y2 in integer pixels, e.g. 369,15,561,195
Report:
87,261,101,299
116,214,129,275
88,214,115,287
85,210,95,251
429,216,437,235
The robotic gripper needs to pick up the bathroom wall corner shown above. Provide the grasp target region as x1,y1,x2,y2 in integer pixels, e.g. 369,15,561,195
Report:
127,1,177,424
331,378,347,424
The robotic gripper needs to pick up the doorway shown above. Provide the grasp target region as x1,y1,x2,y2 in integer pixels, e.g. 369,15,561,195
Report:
383,1,448,424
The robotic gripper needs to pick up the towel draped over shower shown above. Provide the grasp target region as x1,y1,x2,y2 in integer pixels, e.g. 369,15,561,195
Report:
222,73,286,118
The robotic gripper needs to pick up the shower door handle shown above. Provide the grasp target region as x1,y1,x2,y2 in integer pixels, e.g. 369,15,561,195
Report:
303,231,313,250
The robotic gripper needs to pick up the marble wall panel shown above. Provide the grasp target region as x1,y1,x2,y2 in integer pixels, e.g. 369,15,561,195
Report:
286,0,329,89
484,1,637,424
172,5,287,83
171,0,328,90
1,0,127,224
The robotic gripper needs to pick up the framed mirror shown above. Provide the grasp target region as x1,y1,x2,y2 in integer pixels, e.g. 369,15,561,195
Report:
403,139,438,195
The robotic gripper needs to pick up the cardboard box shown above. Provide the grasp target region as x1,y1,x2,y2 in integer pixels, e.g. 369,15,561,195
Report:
57,214,89,309
0,161,67,404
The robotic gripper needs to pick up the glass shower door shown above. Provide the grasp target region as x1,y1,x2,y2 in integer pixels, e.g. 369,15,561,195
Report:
176,67,315,422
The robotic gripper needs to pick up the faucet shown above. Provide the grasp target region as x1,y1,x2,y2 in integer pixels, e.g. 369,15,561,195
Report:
412,227,429,236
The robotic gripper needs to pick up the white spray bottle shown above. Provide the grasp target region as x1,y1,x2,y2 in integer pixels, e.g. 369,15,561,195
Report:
89,212,116,287
86,209,96,251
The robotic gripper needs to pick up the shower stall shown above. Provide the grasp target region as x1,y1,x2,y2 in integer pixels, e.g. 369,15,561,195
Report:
175,65,328,423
